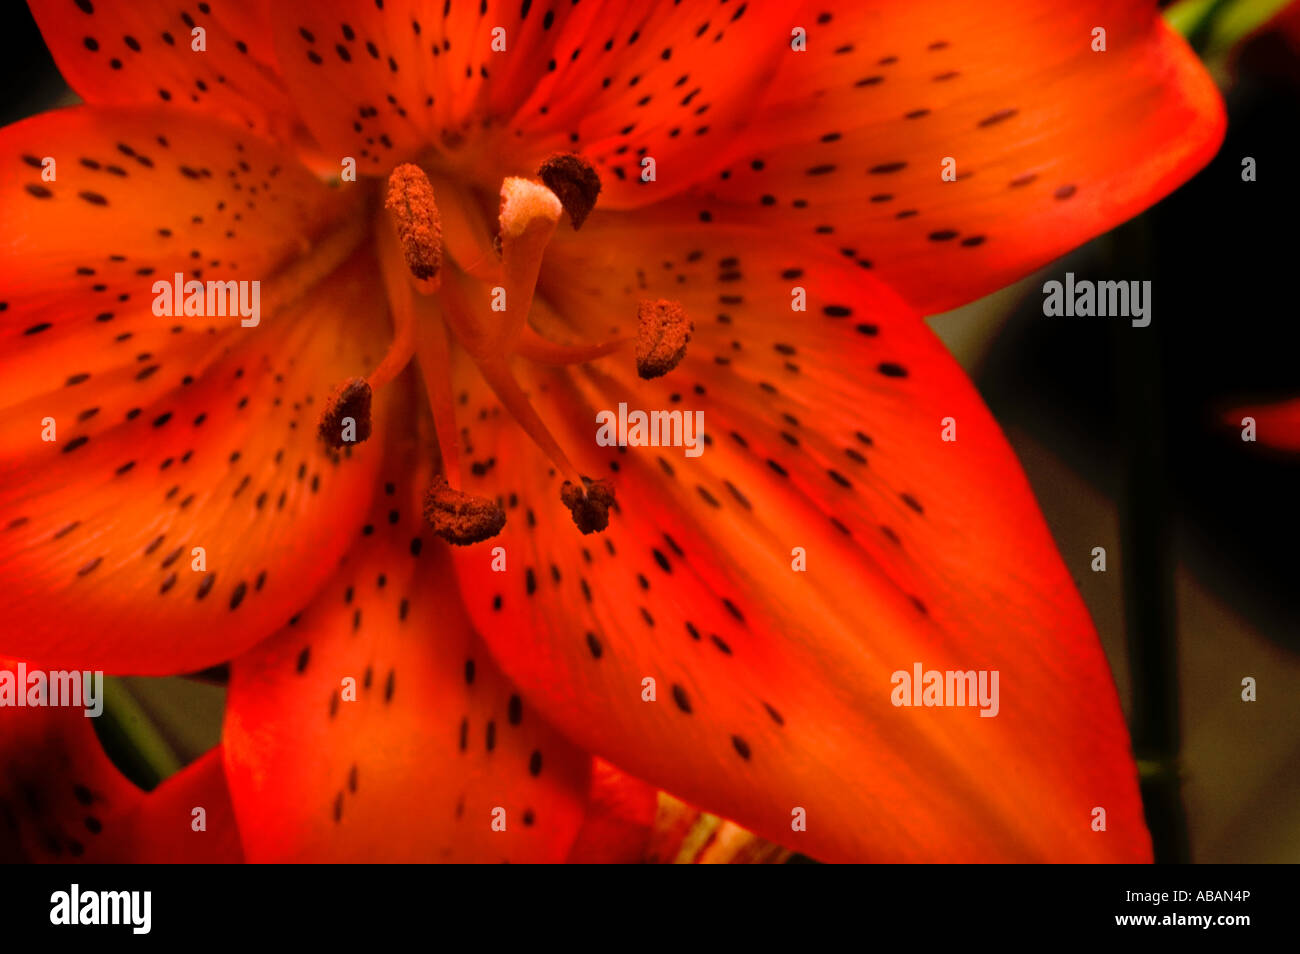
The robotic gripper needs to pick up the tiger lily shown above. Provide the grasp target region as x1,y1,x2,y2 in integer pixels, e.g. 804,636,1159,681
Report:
0,0,1223,863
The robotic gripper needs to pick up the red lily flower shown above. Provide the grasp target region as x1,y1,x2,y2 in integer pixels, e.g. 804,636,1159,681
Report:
1,0,1223,863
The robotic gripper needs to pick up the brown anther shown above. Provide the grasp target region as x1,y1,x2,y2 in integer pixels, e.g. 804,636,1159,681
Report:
423,475,506,545
560,477,616,534
537,153,602,230
318,377,373,448
636,299,693,379
385,162,442,280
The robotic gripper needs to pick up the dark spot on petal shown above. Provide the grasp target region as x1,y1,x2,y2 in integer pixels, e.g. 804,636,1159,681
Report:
977,108,1018,127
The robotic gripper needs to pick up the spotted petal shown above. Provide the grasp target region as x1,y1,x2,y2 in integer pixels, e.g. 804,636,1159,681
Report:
0,106,389,673
444,217,1149,862
222,395,590,862
691,0,1225,313
263,0,789,195
29,0,301,145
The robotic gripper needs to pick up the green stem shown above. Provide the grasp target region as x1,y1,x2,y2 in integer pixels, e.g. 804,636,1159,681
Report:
1107,220,1190,863
94,677,182,790
1184,0,1237,54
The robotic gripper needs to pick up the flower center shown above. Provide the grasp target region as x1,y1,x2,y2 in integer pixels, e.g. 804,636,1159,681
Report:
319,157,693,545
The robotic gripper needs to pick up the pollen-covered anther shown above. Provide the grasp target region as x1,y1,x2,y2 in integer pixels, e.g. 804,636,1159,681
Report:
537,153,602,230
423,475,507,545
636,299,694,379
385,162,442,281
560,477,616,534
318,377,373,448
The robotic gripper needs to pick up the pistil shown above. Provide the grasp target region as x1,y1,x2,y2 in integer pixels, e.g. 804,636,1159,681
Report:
493,177,563,355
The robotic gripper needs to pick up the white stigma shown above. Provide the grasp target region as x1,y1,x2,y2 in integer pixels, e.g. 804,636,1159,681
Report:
499,177,562,239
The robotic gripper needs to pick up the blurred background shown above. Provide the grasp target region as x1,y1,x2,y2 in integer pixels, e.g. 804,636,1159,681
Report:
3,0,1296,863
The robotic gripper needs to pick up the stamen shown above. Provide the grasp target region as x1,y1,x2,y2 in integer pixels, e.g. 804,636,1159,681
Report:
515,325,629,366
636,299,694,379
318,377,373,448
475,353,585,488
385,163,442,282
424,474,506,545
371,206,423,395
561,477,616,534
418,175,620,540
364,315,416,391
374,204,466,489
411,293,465,488
537,153,602,230
315,195,442,447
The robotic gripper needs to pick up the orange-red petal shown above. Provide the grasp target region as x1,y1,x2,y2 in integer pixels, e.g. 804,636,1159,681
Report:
0,106,355,426
264,0,789,194
689,1,1224,313
443,218,1149,862
85,747,243,863
28,0,300,144
222,393,590,862
0,249,390,674
1,109,389,672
